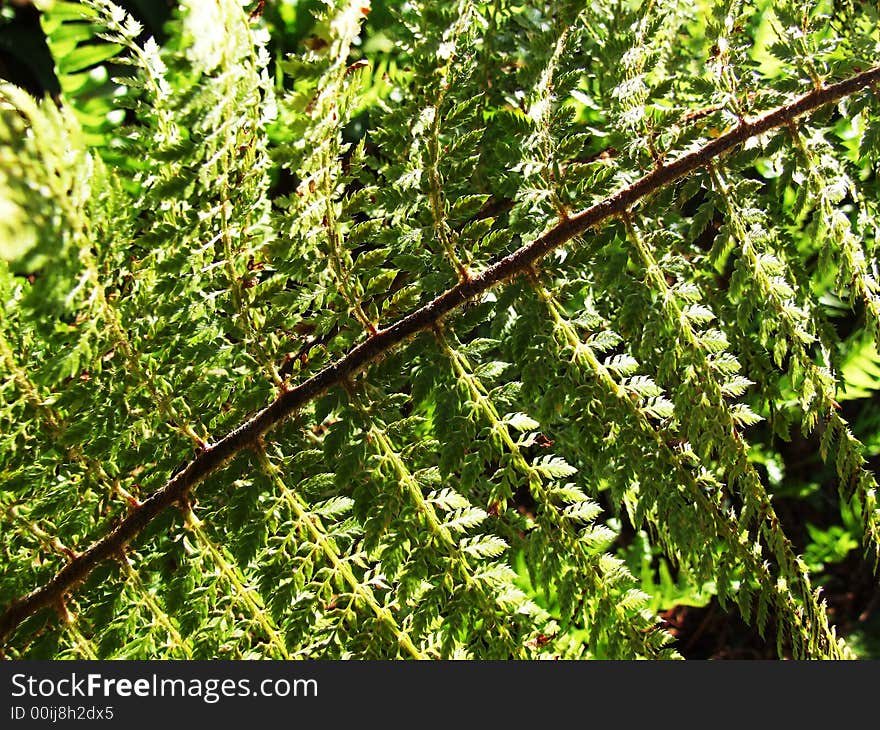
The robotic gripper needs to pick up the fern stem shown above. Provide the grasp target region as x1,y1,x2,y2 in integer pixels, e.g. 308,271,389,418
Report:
355,401,529,657
254,445,426,659
531,277,850,658
622,212,845,657
64,620,98,660
435,327,672,657
188,521,291,660
118,557,194,659
2,64,878,645
707,162,880,563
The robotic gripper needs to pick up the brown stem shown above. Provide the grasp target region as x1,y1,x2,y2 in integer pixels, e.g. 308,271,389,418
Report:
2,64,879,646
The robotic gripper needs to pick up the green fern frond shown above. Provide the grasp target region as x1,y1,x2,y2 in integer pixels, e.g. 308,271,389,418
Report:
1,0,879,660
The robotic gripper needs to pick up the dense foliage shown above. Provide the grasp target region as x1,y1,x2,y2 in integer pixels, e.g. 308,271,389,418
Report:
1,0,879,659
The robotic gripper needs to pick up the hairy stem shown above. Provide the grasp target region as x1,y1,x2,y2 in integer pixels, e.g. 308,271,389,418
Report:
2,64,878,645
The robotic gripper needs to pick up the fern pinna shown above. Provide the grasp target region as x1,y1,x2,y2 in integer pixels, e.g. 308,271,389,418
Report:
0,0,879,659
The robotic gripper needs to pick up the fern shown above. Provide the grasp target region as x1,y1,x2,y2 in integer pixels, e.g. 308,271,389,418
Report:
0,0,879,659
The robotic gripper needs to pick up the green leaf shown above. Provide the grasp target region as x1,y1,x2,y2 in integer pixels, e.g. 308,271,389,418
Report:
57,42,123,74
533,456,577,479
